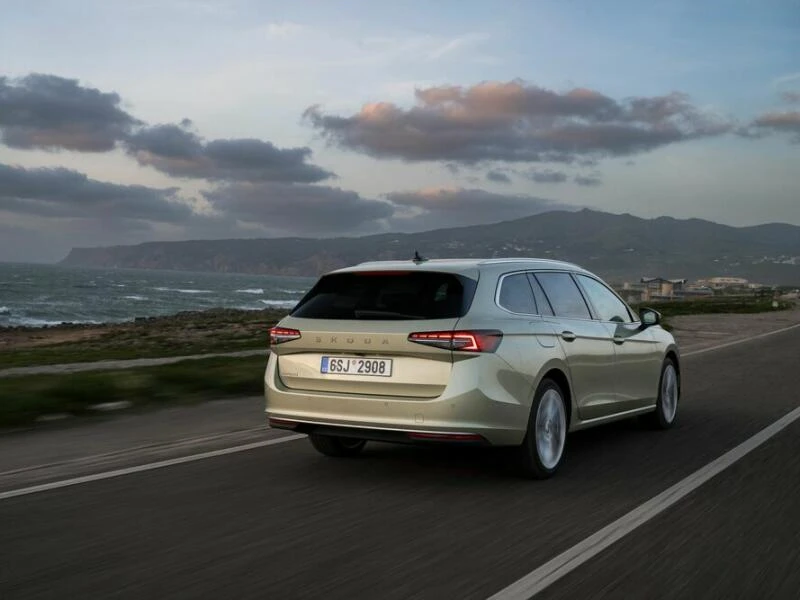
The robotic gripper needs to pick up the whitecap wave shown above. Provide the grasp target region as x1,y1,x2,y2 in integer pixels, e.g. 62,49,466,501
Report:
153,287,212,294
124,295,148,301
279,289,306,294
259,299,297,308
0,306,10,315
236,288,264,294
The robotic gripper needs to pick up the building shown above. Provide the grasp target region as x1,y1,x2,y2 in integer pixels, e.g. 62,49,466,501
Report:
639,277,688,301
706,276,749,289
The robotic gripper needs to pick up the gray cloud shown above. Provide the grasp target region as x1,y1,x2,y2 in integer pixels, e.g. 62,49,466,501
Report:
385,187,577,231
781,91,800,104
574,173,602,187
744,111,800,143
126,123,335,183
0,74,140,152
0,162,190,222
525,168,568,184
486,169,511,184
304,80,732,164
204,182,393,234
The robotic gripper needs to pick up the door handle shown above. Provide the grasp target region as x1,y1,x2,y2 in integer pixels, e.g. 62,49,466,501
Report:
561,331,576,342
613,336,625,345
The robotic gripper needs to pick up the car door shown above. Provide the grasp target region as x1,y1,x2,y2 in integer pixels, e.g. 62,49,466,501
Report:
534,272,618,421
575,274,663,411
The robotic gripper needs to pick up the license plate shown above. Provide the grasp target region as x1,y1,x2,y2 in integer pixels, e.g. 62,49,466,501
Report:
321,356,393,377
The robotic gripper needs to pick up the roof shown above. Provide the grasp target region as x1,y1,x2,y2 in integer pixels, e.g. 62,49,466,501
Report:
331,257,586,275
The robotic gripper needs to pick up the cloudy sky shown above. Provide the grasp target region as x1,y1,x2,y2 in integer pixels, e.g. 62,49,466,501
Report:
0,0,798,262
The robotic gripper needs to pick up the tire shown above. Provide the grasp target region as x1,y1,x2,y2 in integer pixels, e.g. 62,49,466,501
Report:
641,358,680,430
309,434,366,457
517,378,568,479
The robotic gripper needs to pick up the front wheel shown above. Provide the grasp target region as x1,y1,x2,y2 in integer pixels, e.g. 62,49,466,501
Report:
309,434,366,457
517,378,568,479
642,358,680,430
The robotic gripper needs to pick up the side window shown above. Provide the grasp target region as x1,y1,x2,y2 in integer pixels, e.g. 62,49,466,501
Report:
498,273,537,314
576,275,633,323
527,273,554,316
534,272,592,320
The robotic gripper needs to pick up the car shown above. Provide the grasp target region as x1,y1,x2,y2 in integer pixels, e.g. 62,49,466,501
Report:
264,257,680,478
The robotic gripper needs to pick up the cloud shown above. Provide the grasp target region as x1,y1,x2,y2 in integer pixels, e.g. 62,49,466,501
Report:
525,168,568,184
265,21,307,38
486,169,511,184
126,122,335,183
0,74,140,152
574,173,602,187
741,110,800,143
385,186,577,231
0,162,191,222
780,91,800,104
304,80,733,165
204,182,393,234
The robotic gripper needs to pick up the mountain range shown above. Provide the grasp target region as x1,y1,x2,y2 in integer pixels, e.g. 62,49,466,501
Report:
60,209,800,285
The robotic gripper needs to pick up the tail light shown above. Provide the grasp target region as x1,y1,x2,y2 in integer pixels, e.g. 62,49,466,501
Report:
408,330,503,353
270,326,301,345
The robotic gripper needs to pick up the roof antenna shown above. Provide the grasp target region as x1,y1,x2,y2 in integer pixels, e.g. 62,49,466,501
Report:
412,250,427,264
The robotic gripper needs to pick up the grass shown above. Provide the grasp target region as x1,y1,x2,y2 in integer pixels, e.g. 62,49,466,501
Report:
0,307,287,369
636,296,794,318
0,355,268,428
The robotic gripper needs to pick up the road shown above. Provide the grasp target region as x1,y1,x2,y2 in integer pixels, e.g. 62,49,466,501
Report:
1,326,799,599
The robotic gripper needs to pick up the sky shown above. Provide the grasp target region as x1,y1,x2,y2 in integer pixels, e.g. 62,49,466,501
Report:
0,0,798,262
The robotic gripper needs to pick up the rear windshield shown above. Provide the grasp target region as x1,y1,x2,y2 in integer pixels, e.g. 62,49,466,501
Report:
291,271,477,320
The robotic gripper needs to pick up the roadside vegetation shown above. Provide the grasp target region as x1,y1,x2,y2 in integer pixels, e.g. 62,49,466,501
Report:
0,308,288,369
631,295,795,330
1,355,267,428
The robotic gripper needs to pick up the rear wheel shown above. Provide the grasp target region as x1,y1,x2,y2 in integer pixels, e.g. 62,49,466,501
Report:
309,434,366,457
517,378,568,479
642,358,680,429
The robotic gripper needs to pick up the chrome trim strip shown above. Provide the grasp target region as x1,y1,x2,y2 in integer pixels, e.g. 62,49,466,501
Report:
577,406,656,426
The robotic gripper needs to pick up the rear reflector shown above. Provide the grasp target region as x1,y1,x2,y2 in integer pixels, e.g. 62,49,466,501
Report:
270,326,301,345
408,330,503,352
268,418,298,429
407,431,485,442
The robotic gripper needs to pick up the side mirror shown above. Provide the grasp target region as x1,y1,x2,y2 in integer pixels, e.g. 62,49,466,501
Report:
640,308,662,328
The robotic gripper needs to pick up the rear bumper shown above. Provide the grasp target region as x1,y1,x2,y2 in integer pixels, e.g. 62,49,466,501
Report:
264,354,529,446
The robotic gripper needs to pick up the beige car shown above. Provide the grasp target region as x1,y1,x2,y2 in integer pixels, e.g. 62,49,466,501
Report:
265,258,680,478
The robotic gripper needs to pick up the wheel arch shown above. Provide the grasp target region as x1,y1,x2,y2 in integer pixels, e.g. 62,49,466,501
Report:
537,366,573,427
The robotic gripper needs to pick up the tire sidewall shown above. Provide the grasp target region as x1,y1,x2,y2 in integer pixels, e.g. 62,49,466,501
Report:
655,358,680,429
521,378,567,478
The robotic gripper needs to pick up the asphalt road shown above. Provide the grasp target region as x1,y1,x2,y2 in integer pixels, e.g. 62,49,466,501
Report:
1,327,799,599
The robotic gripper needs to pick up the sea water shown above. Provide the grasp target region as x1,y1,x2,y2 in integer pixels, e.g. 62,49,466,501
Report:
0,263,314,327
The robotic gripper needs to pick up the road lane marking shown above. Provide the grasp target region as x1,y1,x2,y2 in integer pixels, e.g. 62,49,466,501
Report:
682,322,800,357
0,434,305,501
487,404,800,600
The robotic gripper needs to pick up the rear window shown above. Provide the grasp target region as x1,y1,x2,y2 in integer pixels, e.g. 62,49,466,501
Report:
291,271,477,320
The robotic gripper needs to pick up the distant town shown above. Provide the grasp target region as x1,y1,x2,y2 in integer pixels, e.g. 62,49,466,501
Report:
618,277,800,304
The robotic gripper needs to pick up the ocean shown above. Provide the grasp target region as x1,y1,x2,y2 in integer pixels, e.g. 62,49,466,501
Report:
0,263,315,328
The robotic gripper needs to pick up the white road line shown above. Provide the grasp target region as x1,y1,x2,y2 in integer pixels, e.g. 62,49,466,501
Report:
488,404,800,600
682,322,800,357
0,434,305,501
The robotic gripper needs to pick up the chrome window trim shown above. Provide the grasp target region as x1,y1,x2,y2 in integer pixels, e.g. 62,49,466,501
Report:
494,270,542,316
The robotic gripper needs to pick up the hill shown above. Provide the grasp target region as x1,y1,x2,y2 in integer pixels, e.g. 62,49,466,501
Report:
60,209,800,285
